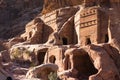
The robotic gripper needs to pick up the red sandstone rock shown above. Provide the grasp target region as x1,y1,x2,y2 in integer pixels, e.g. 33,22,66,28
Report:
1,0,120,80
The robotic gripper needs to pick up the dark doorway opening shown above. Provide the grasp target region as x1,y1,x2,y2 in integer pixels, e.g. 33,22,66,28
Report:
49,56,56,63
73,54,98,79
86,38,91,45
37,52,46,65
105,34,109,43
62,37,68,45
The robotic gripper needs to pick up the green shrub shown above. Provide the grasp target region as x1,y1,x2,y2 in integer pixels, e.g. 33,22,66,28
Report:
48,72,58,80
11,47,31,60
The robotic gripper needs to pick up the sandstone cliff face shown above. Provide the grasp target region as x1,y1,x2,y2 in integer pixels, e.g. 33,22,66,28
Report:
42,0,83,14
42,0,112,14
24,1,120,80
109,1,120,49
0,0,43,39
1,0,120,80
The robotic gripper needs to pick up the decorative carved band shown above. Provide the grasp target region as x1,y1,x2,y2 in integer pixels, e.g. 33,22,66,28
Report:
80,20,97,28
80,9,97,18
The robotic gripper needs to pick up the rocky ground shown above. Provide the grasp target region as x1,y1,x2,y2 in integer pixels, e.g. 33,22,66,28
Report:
2,62,29,80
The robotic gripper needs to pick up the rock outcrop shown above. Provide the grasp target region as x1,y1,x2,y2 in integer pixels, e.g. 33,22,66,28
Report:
86,44,120,80
0,0,43,39
0,61,12,80
1,0,120,80
26,63,58,80
42,0,83,14
21,18,45,44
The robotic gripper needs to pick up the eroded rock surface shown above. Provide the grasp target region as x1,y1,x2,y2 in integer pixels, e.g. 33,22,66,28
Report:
1,0,120,80
0,0,43,39
26,63,58,80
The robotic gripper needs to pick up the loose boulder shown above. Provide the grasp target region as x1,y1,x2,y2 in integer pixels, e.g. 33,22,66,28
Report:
26,63,58,80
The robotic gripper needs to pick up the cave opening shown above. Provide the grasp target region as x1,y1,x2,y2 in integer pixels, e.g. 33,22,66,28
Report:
86,38,91,45
73,54,98,79
37,52,46,65
105,34,109,43
62,37,68,45
49,55,56,63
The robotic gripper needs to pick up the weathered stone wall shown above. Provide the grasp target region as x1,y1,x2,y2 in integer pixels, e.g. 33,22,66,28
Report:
8,1,120,80
80,7,98,46
98,9,109,43
40,6,79,44
74,6,84,44
59,16,77,45
41,6,78,32
41,10,57,31
44,46,66,72
43,44,120,80
80,6,108,46
109,0,120,42
21,18,44,44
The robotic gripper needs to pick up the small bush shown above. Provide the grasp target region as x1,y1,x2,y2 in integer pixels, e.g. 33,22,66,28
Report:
48,72,58,80
11,47,32,60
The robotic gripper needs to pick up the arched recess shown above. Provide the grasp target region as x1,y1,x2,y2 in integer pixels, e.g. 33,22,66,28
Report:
72,51,98,79
105,34,109,43
49,55,56,63
86,38,91,45
37,52,46,65
37,48,48,65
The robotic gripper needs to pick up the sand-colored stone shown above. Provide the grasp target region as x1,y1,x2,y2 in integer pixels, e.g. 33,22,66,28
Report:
80,6,109,46
1,1,120,80
26,63,58,80
21,18,45,44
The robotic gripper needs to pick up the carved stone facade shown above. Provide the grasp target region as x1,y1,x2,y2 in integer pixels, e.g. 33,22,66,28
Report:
2,0,120,80
21,6,79,45
10,1,120,80
44,46,66,72
42,44,120,80
80,6,109,46
21,18,44,44
21,5,109,46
